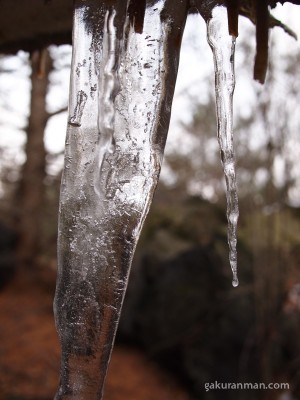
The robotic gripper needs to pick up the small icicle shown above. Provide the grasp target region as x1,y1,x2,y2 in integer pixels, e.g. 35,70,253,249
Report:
207,6,239,287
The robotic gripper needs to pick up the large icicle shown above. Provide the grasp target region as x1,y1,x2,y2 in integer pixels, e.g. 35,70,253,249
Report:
206,6,239,287
54,0,188,399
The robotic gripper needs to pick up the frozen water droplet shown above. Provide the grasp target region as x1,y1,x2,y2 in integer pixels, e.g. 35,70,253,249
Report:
69,90,87,126
232,275,239,287
207,6,239,287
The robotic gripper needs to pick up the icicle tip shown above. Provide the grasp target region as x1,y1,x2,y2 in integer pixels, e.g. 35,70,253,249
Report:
232,276,239,287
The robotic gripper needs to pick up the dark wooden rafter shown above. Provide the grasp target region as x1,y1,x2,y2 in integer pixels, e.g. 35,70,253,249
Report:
254,0,269,83
227,0,240,37
0,0,299,82
127,0,147,34
0,0,73,54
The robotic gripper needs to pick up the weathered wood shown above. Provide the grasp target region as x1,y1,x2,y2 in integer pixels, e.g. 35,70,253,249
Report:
0,0,299,54
0,0,73,54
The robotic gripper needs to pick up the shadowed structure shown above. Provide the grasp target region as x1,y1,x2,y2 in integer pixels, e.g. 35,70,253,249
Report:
0,0,298,81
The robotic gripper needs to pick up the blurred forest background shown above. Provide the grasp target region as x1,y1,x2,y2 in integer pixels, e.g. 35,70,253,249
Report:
1,5,300,400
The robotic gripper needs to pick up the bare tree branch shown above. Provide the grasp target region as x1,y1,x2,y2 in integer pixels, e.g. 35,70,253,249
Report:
46,107,68,120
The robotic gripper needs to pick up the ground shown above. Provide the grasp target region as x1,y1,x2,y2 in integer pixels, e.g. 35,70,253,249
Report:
0,269,189,400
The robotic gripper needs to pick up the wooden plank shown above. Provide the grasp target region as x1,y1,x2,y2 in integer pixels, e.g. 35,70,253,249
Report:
0,0,73,54
0,0,299,54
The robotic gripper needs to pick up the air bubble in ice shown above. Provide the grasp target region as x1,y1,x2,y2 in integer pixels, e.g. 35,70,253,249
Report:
69,90,88,127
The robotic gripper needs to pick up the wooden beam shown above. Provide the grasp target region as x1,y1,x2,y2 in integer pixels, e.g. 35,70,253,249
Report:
0,0,73,54
0,0,299,54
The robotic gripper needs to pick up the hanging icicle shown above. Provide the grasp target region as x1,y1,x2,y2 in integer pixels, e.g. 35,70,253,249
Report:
54,0,292,398
206,5,239,287
54,1,188,398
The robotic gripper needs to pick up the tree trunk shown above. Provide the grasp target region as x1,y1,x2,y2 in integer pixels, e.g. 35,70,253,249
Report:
17,50,52,269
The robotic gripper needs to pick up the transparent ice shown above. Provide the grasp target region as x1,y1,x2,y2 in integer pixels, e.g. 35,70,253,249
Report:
206,6,239,287
54,1,188,398
54,1,240,399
